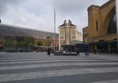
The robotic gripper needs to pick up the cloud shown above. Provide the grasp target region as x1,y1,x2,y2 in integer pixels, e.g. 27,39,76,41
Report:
54,0,109,33
0,0,55,32
20,0,53,16
54,0,93,32
54,0,92,14
1,7,54,32
0,0,109,33
54,0,109,15
0,0,23,15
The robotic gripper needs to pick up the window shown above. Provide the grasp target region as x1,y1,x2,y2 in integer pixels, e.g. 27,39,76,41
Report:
84,30,87,34
96,21,98,31
60,36,64,39
72,32,75,35
72,36,75,39
61,32,64,35
107,14,116,34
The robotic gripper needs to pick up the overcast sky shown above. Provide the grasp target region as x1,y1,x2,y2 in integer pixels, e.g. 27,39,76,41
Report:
0,0,109,33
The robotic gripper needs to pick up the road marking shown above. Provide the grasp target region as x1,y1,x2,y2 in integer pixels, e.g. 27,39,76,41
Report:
0,60,107,65
0,67,118,82
0,58,102,61
0,62,118,70
92,80,118,83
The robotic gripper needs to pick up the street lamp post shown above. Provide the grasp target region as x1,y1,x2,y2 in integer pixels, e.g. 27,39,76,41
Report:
116,0,118,53
54,9,56,52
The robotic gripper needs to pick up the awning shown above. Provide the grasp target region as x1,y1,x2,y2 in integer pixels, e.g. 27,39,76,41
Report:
109,40,117,45
97,41,108,46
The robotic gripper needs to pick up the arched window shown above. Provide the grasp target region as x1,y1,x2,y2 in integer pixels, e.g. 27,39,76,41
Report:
107,14,117,34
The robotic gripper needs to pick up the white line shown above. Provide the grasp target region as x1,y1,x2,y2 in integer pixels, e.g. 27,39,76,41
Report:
0,58,99,61
0,60,106,65
0,56,101,62
0,67,118,82
0,59,88,62
0,62,118,71
92,80,118,83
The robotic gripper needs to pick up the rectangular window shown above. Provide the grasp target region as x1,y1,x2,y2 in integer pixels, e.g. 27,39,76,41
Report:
60,36,64,39
96,21,98,31
72,36,75,39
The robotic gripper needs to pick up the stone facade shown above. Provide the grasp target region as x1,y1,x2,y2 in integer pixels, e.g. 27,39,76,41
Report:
59,20,83,50
83,0,117,53
83,26,89,43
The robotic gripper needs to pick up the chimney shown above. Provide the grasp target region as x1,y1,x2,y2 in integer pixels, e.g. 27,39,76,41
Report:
68,20,72,25
64,20,66,24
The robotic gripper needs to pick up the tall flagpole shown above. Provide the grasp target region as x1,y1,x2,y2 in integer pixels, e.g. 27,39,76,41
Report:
54,8,56,52
116,0,118,53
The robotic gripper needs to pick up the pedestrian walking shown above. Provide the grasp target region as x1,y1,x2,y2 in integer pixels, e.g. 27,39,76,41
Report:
77,49,80,56
94,49,97,54
47,48,51,56
84,44,89,56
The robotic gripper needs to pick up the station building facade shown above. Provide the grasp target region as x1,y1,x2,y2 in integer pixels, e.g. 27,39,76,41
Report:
83,0,117,53
0,24,59,51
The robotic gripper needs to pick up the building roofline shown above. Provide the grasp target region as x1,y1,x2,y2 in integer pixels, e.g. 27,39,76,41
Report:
88,5,100,11
88,0,115,11
83,26,88,29
0,24,58,34
100,0,115,9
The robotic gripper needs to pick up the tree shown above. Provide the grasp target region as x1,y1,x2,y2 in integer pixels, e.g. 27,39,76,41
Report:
46,36,52,46
4,37,17,47
24,37,33,47
37,41,43,46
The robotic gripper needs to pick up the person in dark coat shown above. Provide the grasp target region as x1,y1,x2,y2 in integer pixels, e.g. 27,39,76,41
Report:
94,49,97,54
84,44,89,56
77,49,80,56
47,48,51,56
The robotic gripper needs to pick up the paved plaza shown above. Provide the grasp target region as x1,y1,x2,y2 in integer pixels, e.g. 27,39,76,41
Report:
0,52,118,83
